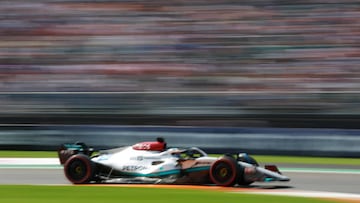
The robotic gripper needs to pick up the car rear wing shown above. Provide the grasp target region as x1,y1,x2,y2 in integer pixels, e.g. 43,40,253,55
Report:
57,142,94,165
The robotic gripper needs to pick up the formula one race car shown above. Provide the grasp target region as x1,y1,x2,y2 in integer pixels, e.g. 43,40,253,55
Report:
58,138,290,186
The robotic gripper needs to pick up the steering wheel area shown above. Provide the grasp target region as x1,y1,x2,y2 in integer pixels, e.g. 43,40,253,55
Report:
179,147,207,160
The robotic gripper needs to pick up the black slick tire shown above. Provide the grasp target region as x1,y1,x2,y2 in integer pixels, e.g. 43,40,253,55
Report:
64,154,94,184
209,156,238,187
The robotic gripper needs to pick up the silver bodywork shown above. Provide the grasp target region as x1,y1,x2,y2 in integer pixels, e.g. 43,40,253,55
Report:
88,145,290,185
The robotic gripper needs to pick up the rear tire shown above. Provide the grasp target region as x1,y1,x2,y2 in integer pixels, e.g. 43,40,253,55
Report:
64,154,95,184
209,156,238,187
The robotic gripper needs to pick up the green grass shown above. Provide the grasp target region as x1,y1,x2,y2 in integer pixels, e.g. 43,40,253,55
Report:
0,150,359,166
0,185,339,203
0,151,57,158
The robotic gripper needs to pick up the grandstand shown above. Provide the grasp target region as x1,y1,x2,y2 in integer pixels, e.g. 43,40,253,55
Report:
0,0,359,128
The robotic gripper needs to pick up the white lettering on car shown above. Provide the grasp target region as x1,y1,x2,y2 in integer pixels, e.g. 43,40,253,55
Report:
130,156,144,161
136,143,151,150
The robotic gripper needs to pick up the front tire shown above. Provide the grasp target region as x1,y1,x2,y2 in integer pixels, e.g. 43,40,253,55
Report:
64,154,95,184
209,156,238,187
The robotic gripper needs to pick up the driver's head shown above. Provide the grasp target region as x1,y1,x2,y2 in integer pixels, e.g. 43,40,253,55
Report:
156,137,166,150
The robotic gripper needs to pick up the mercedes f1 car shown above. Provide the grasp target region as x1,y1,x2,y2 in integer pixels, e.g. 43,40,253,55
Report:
58,138,290,186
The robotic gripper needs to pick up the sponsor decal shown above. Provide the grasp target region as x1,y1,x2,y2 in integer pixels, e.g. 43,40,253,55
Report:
194,161,212,166
121,165,148,172
134,143,151,150
130,156,160,161
130,156,144,161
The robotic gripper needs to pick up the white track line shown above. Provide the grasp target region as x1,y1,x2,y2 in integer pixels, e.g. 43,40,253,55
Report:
0,158,60,165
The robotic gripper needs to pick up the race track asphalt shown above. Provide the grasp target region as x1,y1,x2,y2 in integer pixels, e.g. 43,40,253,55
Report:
0,167,359,194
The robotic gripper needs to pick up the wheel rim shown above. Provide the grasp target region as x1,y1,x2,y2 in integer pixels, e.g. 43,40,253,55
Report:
68,160,87,181
213,163,233,183
220,168,228,177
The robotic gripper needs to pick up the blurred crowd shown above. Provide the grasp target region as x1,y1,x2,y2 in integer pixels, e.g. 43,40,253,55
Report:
0,0,360,118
